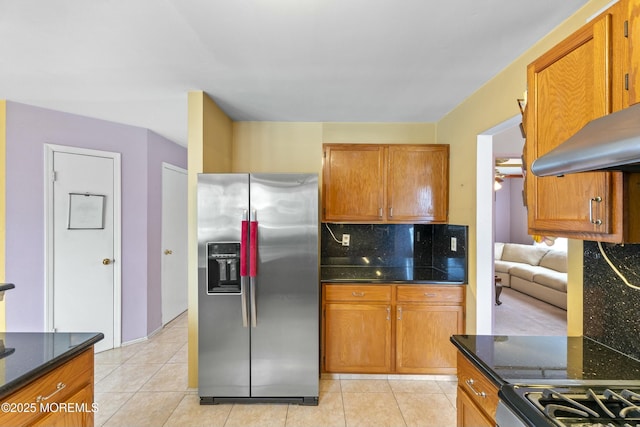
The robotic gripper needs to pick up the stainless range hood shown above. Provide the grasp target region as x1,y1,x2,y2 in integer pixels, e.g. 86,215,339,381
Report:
530,102,640,177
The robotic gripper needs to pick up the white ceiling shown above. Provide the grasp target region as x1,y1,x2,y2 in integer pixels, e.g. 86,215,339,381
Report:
0,0,590,147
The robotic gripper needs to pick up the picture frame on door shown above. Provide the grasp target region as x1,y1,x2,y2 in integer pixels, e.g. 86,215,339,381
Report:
68,193,105,229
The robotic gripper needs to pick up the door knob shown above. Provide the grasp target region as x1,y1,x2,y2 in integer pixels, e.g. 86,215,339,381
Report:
164,249,173,255
102,258,113,265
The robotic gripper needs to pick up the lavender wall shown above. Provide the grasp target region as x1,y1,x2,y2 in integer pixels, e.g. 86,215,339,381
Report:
494,178,530,245
4,101,186,342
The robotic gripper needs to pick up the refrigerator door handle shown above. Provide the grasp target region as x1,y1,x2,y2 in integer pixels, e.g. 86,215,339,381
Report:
240,211,249,327
241,211,248,277
250,210,258,327
250,278,257,327
241,277,248,327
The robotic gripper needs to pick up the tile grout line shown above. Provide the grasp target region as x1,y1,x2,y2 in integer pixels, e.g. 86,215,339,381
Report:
389,383,409,427
339,379,347,427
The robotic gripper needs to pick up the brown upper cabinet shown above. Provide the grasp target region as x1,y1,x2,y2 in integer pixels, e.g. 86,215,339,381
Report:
525,1,640,243
322,144,449,223
628,0,640,105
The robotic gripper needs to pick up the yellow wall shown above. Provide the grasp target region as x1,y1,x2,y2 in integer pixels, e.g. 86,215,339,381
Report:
0,100,5,331
437,0,610,334
322,122,436,145
202,95,233,174
187,91,233,388
232,122,323,173
231,122,437,175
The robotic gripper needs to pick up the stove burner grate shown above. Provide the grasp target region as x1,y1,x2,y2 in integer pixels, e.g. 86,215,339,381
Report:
526,387,640,427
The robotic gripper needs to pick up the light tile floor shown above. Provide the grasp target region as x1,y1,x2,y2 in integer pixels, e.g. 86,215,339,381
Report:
94,312,458,427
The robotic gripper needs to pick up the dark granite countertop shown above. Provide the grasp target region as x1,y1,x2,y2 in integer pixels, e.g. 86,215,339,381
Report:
0,283,15,292
451,335,640,387
0,332,104,400
321,266,466,284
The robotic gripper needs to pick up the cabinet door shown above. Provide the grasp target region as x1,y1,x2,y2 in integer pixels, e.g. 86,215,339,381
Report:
324,303,391,373
629,0,640,106
457,352,500,422
456,387,495,427
396,304,463,374
32,384,93,427
387,145,449,222
322,145,385,222
0,349,94,427
526,13,620,239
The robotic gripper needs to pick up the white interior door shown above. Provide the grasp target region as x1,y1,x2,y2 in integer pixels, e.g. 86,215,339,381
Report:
161,163,188,325
46,145,121,353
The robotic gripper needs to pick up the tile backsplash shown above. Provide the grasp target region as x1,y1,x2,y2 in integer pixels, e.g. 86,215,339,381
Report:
321,223,468,281
321,224,413,265
583,241,640,360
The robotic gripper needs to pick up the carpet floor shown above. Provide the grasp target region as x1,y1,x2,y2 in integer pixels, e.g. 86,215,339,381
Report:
494,287,567,335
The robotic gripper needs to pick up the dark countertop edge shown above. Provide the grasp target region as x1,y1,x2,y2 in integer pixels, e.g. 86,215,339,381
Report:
450,335,506,388
0,332,104,400
321,280,466,285
451,335,640,389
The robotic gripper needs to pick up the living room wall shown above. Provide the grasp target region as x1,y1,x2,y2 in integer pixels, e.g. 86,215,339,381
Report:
495,178,529,244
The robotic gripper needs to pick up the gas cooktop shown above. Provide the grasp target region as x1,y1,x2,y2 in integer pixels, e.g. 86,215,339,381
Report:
499,383,640,427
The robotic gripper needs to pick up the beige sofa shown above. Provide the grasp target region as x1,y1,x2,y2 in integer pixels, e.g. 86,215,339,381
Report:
494,242,567,310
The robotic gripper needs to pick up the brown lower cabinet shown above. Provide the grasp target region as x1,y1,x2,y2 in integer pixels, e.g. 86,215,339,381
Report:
456,352,499,427
0,348,95,427
322,283,465,374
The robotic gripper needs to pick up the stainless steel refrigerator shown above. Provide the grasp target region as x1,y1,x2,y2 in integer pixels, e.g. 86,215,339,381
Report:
197,173,319,405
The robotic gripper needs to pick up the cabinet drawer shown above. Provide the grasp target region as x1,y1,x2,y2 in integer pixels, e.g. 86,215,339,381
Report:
0,349,93,426
456,352,499,422
324,284,391,302
397,285,464,303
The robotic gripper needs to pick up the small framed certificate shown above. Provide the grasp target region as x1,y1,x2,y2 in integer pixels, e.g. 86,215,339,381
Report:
68,193,105,229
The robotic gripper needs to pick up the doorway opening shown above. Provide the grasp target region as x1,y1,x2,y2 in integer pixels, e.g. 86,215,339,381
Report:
476,116,567,335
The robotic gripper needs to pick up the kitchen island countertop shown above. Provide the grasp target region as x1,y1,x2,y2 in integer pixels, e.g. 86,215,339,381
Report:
0,332,104,400
451,334,640,387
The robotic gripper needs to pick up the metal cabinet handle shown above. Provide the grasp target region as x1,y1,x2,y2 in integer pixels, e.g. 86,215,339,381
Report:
465,379,486,398
378,208,383,218
164,249,173,255
352,291,365,297
102,258,114,265
386,306,390,321
36,382,66,402
397,306,402,320
389,206,393,217
589,196,602,225
424,293,437,297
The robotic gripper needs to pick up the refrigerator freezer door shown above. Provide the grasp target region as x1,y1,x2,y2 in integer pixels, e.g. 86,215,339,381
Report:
249,174,319,398
197,174,250,397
